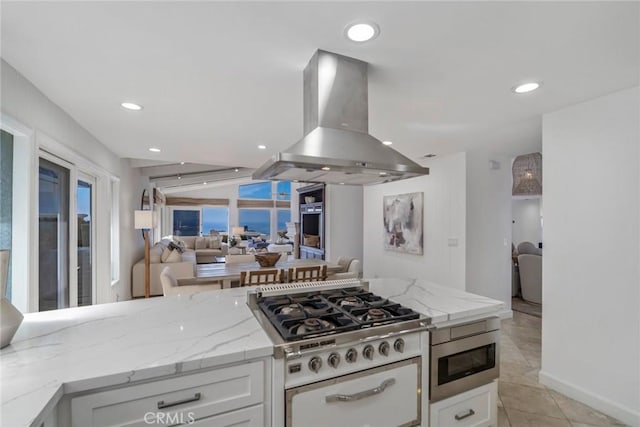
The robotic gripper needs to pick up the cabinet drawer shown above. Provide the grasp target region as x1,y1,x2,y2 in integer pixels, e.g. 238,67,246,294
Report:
430,381,497,427
190,404,263,426
287,357,421,427
71,361,264,427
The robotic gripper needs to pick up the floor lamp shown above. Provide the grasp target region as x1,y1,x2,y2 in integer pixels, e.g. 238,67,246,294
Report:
134,210,155,298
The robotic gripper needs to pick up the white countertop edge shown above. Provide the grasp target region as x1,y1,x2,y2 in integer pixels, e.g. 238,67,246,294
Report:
10,346,274,427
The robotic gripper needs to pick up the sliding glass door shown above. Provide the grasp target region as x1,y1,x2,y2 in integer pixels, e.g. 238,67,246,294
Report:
39,158,70,311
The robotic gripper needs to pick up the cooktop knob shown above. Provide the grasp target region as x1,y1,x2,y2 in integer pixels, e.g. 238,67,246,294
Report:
308,356,322,373
394,338,405,353
363,344,374,360
379,341,390,356
345,348,358,363
328,352,340,368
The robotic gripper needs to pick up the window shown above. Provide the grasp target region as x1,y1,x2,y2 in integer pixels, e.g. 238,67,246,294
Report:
202,207,228,233
173,210,200,236
238,209,270,235
239,182,272,199
277,210,291,232
276,181,291,200
0,130,13,300
110,178,120,285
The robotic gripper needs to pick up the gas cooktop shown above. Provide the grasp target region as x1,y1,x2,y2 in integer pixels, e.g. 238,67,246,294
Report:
257,286,421,342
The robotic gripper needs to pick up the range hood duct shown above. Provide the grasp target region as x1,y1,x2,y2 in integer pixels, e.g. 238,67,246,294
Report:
252,49,429,185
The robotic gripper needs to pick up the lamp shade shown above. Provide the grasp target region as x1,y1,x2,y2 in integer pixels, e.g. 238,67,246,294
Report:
134,210,155,229
232,226,245,236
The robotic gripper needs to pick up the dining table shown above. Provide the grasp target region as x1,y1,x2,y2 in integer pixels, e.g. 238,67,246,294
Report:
178,258,342,289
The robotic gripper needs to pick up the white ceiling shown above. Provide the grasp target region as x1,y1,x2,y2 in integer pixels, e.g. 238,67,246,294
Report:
2,2,638,168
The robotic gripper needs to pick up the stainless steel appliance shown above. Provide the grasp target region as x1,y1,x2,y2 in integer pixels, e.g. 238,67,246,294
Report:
252,50,430,185
247,279,431,427
429,317,501,402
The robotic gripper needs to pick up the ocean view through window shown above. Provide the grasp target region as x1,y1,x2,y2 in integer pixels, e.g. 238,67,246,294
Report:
238,209,270,235
203,207,228,234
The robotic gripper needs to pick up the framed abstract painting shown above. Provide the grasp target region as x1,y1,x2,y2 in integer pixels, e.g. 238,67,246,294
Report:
383,192,423,255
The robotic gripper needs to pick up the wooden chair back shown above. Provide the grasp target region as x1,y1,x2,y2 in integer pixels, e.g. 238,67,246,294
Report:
288,265,327,283
239,269,284,286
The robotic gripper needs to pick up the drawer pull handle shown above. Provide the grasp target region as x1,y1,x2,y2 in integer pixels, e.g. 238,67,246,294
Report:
325,378,395,403
454,409,475,421
157,392,202,409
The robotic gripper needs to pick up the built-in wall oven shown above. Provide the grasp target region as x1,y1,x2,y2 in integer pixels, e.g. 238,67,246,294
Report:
430,317,500,402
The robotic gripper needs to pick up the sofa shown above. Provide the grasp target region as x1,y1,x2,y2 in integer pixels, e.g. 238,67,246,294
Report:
173,235,228,264
132,239,197,298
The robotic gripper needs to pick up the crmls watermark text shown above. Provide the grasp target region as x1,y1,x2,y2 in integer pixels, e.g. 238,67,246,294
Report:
144,412,196,425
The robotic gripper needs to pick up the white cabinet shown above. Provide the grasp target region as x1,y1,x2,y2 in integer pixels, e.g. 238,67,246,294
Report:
40,406,58,427
70,360,266,427
190,404,263,426
430,381,497,427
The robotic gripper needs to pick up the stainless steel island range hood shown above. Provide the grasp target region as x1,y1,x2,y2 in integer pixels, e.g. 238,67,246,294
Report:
252,50,429,185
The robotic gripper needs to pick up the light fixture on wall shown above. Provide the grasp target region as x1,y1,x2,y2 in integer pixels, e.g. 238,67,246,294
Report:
134,210,156,298
512,153,542,196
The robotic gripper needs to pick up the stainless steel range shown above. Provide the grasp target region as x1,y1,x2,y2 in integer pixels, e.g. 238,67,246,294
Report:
247,279,431,427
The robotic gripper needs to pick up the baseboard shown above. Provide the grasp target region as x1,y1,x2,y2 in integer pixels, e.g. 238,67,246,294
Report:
539,370,640,426
498,309,513,319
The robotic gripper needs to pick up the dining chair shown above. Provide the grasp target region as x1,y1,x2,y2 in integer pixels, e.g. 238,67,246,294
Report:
225,254,256,264
288,265,327,282
239,269,284,286
159,267,221,296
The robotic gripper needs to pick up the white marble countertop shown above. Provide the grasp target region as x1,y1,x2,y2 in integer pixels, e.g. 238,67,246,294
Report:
0,287,273,427
0,278,505,427
368,278,505,325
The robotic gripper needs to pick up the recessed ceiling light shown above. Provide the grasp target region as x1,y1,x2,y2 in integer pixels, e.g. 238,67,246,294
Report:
180,161,185,165
345,22,380,42
321,166,331,171
512,82,541,94
339,182,345,185
148,147,161,153
234,168,239,172
121,102,143,111
379,172,388,176
203,182,208,185
382,140,393,146
177,175,181,180
258,145,267,150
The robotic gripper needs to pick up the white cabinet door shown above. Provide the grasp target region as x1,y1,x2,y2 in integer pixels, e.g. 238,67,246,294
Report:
190,404,263,427
287,357,421,427
430,381,497,427
71,360,264,427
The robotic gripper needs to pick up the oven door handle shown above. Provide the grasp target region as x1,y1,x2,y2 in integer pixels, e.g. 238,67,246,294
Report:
325,378,396,403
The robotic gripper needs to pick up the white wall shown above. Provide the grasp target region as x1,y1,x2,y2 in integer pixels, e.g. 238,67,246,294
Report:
1,59,144,306
465,150,513,309
325,185,363,266
540,86,639,425
512,198,543,248
362,153,466,288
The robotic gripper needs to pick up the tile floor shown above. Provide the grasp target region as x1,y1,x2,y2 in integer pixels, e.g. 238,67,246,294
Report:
498,311,627,427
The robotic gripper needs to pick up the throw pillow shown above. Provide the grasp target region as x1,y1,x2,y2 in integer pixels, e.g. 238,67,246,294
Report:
208,236,221,249
165,249,182,263
149,244,164,263
168,240,184,253
195,237,207,250
161,247,172,262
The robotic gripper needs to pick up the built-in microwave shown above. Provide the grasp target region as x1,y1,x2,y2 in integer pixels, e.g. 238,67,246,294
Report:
429,317,500,402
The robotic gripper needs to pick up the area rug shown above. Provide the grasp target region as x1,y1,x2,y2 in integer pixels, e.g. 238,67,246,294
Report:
511,297,542,318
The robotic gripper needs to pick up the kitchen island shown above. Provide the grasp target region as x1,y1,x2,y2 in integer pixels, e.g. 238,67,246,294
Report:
0,278,504,427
